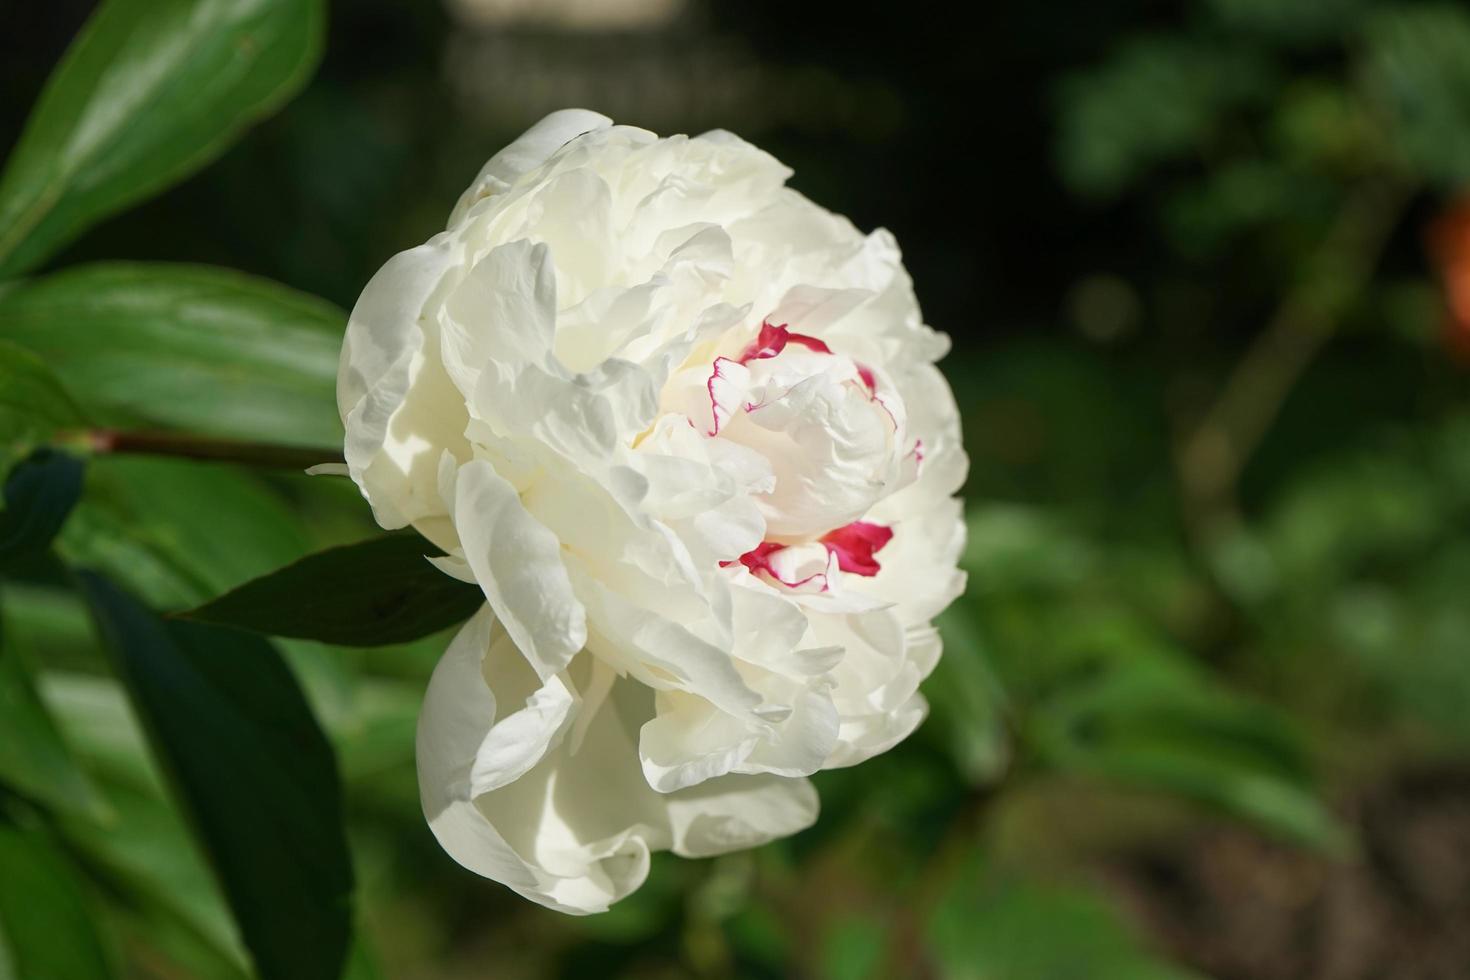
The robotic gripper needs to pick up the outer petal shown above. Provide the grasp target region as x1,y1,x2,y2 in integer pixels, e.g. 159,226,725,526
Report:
470,651,577,796
338,237,465,533
451,458,587,680
666,773,818,858
448,109,613,227
419,612,820,913
418,611,659,914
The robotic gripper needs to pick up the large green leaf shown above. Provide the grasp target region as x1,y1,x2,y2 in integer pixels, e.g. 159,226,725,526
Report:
0,450,85,571
0,0,325,277
181,534,483,647
0,625,104,817
0,341,85,473
40,670,261,977
56,455,372,734
927,601,1010,786
59,456,314,609
64,777,252,979
0,823,115,980
79,573,352,980
0,263,343,447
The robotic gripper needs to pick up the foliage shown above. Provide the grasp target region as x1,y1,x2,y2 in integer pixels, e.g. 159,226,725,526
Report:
1,0,1467,977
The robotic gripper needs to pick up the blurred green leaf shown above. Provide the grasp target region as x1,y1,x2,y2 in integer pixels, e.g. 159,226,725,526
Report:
1330,547,1470,747
930,858,1198,980
79,573,353,980
1364,3,1470,188
961,505,1095,594
1057,37,1274,197
1260,451,1442,597
1207,0,1367,43
821,913,886,980
0,823,115,980
0,625,105,818
0,0,325,277
55,455,369,739
59,457,313,609
0,342,85,473
1163,158,1333,257
180,534,482,647
1025,618,1346,850
0,450,84,570
0,263,343,447
928,602,1010,786
40,671,261,977
62,777,251,979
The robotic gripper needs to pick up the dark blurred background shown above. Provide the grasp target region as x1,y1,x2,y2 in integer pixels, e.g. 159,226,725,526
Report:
4,1,1470,977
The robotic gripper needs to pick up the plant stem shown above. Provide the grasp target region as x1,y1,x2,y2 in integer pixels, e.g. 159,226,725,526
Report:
1175,177,1414,545
76,429,344,471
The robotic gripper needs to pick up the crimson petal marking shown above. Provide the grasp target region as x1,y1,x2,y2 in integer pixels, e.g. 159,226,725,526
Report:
723,520,895,589
819,521,895,576
736,321,832,365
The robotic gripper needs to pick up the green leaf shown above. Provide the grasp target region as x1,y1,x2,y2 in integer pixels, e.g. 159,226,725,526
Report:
0,0,325,276
1027,634,1346,850
179,534,484,647
40,671,256,974
0,263,343,448
928,601,1011,785
79,573,352,980
0,823,115,980
0,450,85,569
1207,0,1369,43
0,341,85,472
930,857,1199,980
0,625,105,817
1365,3,1470,188
60,776,252,978
821,913,887,980
1056,37,1275,198
54,455,367,734
59,456,315,609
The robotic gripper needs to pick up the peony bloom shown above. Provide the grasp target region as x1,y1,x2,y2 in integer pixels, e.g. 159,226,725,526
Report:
337,110,966,913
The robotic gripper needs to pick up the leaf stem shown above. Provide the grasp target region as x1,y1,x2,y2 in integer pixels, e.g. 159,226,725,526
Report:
75,429,344,471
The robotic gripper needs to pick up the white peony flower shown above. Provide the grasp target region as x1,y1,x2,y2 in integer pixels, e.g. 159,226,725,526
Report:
337,109,967,913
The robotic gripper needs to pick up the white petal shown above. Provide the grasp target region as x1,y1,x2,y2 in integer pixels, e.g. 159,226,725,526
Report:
640,691,759,792
338,237,465,531
451,459,587,680
470,629,578,796
422,627,820,913
419,620,664,914
666,774,818,858
448,109,613,227
439,240,558,405
574,571,760,719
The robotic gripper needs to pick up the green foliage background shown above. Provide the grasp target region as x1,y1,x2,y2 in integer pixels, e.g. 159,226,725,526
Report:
1,0,1468,978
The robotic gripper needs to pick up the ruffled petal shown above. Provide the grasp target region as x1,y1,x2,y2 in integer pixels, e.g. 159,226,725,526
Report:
450,459,586,680
338,237,465,533
448,109,613,227
420,613,819,912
